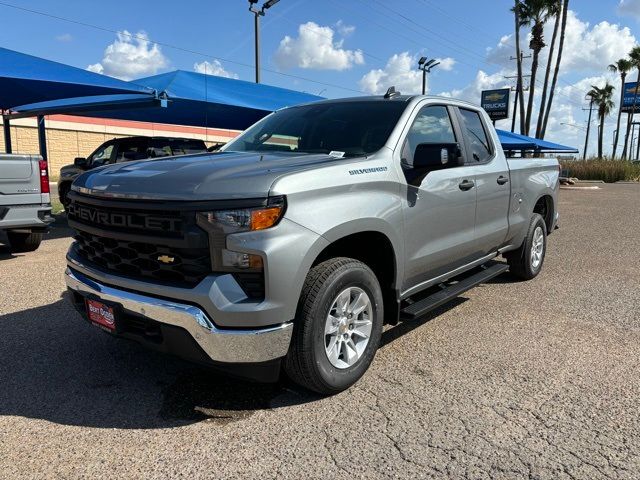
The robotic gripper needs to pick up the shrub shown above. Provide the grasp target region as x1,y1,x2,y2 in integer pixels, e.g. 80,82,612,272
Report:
560,159,640,183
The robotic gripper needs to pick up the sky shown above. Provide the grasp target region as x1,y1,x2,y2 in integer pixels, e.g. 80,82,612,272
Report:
1,0,640,155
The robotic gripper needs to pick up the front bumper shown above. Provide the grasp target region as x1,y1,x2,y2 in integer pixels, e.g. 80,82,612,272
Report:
64,267,293,365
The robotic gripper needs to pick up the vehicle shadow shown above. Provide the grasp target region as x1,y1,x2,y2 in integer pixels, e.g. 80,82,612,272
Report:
380,297,468,348
0,293,319,430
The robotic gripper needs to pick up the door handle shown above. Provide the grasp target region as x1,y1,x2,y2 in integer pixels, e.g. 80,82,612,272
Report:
459,179,475,191
497,175,509,185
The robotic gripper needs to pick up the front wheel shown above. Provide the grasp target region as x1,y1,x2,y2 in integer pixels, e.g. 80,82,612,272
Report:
284,257,384,395
506,213,547,280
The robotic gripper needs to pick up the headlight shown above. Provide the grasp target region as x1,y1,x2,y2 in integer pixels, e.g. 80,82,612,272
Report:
197,198,285,234
196,197,285,273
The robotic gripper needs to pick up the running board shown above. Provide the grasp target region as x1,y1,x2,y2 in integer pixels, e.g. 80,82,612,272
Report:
400,262,509,320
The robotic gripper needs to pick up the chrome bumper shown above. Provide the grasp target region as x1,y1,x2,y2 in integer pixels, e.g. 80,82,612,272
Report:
64,268,293,364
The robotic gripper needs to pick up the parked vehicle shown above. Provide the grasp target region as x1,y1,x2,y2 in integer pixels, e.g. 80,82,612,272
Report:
64,92,559,394
1,154,53,252
57,136,208,206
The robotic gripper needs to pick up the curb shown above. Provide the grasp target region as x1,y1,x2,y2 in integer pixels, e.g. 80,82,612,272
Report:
560,186,600,190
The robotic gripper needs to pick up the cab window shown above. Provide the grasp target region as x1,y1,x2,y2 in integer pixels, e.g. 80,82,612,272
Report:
116,140,149,162
88,143,114,167
402,106,457,167
458,108,492,163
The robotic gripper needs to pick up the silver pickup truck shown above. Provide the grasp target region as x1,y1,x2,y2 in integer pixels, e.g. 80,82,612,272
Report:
0,154,53,252
64,93,559,394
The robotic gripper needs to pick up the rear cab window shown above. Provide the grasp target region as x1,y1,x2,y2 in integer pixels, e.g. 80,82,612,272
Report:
458,108,493,163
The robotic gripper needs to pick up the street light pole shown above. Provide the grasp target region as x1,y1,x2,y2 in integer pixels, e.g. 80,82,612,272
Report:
248,0,279,84
417,57,440,95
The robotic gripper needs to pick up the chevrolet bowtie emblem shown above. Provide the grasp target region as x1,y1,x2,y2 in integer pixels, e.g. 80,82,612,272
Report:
157,255,175,264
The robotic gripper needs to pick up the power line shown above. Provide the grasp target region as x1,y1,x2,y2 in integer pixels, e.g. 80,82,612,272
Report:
0,0,367,95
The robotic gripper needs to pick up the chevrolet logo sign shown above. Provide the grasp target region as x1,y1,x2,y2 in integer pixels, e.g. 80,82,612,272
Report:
157,255,176,264
485,93,505,101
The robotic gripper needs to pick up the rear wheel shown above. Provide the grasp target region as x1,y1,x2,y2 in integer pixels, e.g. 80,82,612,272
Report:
7,231,43,253
506,213,547,280
284,257,383,395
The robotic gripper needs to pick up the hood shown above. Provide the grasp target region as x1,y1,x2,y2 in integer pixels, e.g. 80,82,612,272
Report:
72,151,343,201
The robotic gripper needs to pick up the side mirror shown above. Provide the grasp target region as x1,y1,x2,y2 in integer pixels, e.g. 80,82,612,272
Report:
412,143,462,170
74,157,88,168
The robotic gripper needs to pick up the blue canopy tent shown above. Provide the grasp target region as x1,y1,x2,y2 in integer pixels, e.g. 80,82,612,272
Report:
6,68,323,132
496,129,578,154
0,47,158,159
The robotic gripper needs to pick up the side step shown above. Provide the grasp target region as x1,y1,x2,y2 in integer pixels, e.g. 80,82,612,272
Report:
400,261,509,320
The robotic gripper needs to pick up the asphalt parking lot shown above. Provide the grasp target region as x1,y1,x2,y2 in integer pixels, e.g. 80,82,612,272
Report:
1,184,639,479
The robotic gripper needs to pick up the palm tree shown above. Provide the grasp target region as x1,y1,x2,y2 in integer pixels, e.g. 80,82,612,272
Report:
588,83,615,159
535,0,562,139
512,1,527,134
515,0,561,136
608,58,633,159
622,45,640,160
540,0,569,139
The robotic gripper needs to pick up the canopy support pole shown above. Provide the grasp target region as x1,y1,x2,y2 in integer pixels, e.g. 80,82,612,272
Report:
37,115,47,161
2,115,12,153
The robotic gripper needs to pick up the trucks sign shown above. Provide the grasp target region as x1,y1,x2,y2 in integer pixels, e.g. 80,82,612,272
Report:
481,89,510,121
621,82,640,114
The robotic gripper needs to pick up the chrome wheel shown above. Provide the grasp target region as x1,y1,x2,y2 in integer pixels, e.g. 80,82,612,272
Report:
531,226,544,269
324,287,373,369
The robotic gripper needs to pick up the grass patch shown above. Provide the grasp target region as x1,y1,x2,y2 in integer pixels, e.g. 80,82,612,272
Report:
51,198,64,215
560,159,640,183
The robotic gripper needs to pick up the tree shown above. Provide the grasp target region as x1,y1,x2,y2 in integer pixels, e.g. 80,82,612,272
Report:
622,45,640,160
588,83,615,159
540,0,569,139
608,58,633,159
512,1,527,135
535,0,562,139
514,0,561,136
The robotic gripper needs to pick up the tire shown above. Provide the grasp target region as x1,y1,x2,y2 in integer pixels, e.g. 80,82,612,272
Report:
284,257,384,395
7,231,43,253
59,182,71,208
506,213,547,280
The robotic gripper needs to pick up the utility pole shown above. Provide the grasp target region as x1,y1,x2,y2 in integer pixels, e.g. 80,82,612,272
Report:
583,97,594,161
508,53,531,134
417,57,440,94
505,71,530,133
248,0,279,84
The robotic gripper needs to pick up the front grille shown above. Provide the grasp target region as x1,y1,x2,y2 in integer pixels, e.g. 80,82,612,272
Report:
67,193,212,288
74,231,211,287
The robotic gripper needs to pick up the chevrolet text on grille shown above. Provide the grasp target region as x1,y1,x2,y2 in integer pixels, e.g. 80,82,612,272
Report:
68,205,180,231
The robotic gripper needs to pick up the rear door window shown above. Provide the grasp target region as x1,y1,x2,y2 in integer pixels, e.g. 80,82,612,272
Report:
170,139,207,155
458,109,492,163
115,139,149,162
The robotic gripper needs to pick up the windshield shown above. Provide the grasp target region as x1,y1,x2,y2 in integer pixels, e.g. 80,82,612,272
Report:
223,101,408,157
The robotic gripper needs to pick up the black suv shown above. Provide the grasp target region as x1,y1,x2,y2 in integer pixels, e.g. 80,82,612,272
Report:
57,136,208,206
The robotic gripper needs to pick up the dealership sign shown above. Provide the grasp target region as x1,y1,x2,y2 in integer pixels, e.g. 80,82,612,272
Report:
621,82,640,114
481,89,510,121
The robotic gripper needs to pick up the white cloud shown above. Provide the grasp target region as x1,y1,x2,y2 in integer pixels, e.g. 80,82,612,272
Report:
335,20,355,37
87,30,169,80
487,11,636,73
274,22,364,71
193,60,238,79
618,0,640,19
359,53,456,95
55,33,73,42
359,52,422,95
437,57,456,71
